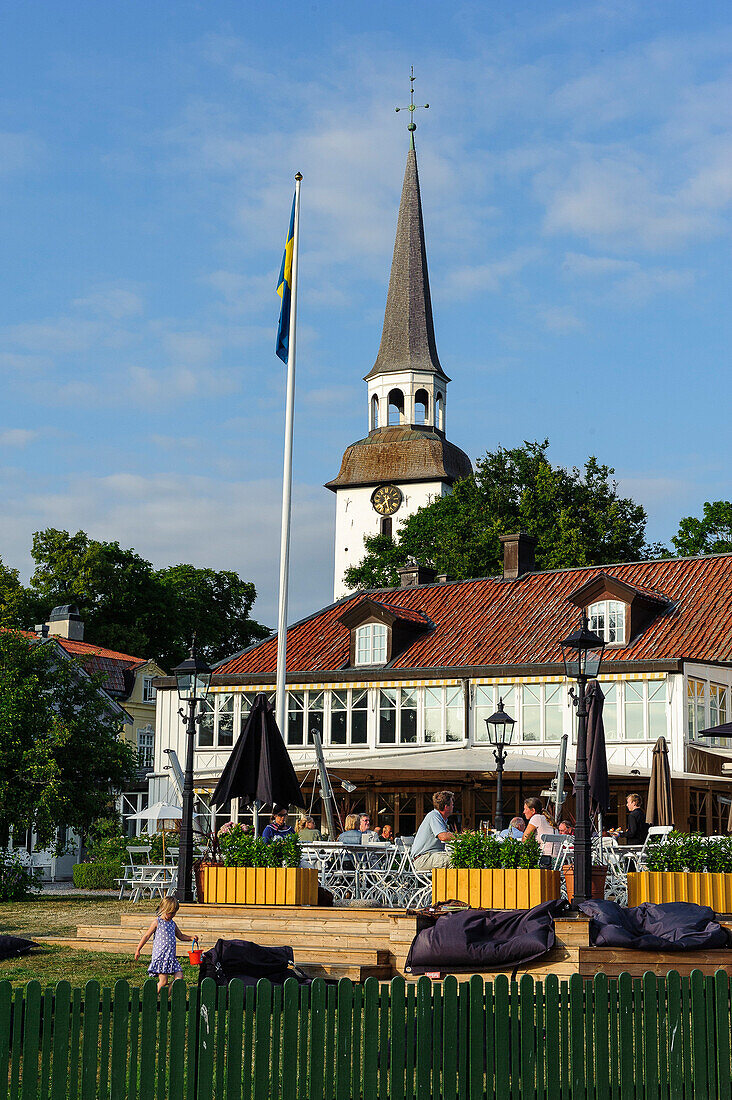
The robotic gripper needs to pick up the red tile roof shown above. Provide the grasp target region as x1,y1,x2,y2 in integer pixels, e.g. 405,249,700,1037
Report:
216,554,732,677
3,628,148,696
369,599,431,626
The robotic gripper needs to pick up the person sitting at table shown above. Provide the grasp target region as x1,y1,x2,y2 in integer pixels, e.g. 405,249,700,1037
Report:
498,816,526,840
296,816,322,842
358,813,379,843
557,821,574,836
337,814,362,845
522,797,555,865
612,794,649,844
380,824,394,843
411,791,455,870
262,807,295,843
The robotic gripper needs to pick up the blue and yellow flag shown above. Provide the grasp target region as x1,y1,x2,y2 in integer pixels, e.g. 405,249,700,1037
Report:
276,194,296,363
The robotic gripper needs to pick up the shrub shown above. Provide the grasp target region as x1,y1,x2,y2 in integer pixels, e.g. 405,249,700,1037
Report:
218,825,301,869
449,831,541,870
72,862,122,889
0,850,44,900
644,833,732,873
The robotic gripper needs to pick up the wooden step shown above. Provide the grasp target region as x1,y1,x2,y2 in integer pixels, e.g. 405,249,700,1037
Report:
45,936,392,968
578,947,732,978
40,940,391,981
76,925,395,954
120,914,406,936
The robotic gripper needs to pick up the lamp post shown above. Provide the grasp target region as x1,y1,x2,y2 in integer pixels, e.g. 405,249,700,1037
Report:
485,698,516,832
559,612,605,906
173,644,212,903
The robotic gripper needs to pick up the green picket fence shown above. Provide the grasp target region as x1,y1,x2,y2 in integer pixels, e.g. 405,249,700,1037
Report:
1,970,730,1100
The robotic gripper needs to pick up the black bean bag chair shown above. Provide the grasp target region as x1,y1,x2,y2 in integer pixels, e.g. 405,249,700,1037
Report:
197,938,311,988
579,900,732,951
0,935,38,961
405,900,562,975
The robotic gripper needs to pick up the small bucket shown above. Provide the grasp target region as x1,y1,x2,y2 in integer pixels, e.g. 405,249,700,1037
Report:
188,939,202,965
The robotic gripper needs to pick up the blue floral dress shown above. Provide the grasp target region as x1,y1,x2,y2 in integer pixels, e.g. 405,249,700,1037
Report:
148,917,182,975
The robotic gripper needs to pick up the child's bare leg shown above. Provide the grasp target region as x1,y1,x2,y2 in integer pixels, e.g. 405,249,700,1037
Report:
157,974,169,994
173,971,184,982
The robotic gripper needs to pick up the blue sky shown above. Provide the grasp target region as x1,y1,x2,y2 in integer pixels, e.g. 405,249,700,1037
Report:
1,1,731,628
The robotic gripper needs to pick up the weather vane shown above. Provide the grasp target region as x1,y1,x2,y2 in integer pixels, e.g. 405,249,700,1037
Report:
395,66,429,134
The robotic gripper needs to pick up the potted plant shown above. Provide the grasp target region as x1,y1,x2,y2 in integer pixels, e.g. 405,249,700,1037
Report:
562,862,608,903
627,833,732,910
197,824,317,905
432,833,561,909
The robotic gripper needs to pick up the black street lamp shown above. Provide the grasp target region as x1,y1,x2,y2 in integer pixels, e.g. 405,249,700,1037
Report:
173,643,212,903
485,698,516,832
559,612,605,906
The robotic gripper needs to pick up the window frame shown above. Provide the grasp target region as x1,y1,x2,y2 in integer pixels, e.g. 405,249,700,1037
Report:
142,676,156,703
587,599,628,645
354,622,389,667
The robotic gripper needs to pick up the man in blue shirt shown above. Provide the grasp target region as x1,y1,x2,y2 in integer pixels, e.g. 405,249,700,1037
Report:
262,807,295,842
411,791,455,871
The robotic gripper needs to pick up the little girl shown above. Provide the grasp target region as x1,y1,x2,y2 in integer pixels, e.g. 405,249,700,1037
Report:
134,897,197,992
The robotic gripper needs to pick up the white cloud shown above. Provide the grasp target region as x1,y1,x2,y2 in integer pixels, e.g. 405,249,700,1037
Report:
0,429,38,447
2,471,335,627
537,307,583,334
72,288,144,319
562,251,695,305
441,248,539,299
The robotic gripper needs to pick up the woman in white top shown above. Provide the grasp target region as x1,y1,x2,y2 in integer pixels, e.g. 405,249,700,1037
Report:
521,797,555,858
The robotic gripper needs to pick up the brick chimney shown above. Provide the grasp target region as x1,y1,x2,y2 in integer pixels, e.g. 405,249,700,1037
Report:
499,532,537,580
46,604,85,641
397,562,438,588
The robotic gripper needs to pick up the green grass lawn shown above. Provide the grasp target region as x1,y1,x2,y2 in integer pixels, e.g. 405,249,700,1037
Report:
0,895,199,989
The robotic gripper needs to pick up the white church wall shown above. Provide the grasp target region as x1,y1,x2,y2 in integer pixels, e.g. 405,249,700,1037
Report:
334,479,450,599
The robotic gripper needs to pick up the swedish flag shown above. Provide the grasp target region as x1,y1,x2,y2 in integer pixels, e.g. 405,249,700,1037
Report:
276,193,296,362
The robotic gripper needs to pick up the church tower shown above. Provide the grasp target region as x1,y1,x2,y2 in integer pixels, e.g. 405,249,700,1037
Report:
327,114,473,599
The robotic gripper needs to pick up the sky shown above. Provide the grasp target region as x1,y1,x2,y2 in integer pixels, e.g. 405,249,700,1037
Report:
1,1,731,630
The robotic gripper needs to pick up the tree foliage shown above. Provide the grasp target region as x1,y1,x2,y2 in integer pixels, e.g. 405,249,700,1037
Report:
672,501,732,557
0,629,137,849
0,529,269,669
344,440,664,590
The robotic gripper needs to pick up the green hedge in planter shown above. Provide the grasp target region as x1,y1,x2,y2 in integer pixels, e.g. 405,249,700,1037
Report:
217,825,301,868
449,832,541,870
72,861,123,889
645,832,732,873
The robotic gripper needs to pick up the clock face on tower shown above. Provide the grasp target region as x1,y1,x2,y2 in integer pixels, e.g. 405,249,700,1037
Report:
371,484,403,516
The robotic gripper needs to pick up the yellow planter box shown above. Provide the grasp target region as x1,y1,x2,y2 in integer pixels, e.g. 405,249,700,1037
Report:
432,868,560,909
627,872,732,912
198,865,318,906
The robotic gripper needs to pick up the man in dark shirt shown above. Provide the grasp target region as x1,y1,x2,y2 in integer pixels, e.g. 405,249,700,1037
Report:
614,794,649,844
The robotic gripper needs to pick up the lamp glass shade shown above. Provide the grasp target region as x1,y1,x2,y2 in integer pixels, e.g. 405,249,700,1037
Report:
173,649,212,701
484,698,516,747
559,614,605,681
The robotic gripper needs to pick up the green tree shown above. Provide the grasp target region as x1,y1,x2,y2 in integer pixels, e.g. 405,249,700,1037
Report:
0,557,39,629
155,564,270,670
0,629,136,849
672,501,732,557
14,528,269,668
344,440,663,590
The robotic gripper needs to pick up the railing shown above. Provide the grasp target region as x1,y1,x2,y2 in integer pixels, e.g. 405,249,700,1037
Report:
2,970,731,1099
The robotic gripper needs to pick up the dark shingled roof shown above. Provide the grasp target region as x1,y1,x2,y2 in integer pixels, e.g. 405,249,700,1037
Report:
325,426,473,490
365,142,448,382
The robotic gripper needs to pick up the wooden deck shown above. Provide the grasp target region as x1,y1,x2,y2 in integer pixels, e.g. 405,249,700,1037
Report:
47,903,732,983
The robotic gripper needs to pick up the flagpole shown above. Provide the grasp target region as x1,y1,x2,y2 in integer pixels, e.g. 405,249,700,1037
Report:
275,172,302,741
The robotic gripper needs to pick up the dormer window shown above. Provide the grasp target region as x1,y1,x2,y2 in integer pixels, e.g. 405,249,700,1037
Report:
588,600,626,645
355,623,388,666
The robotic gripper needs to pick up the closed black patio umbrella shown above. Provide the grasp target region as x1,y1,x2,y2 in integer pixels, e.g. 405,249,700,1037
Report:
211,693,305,815
586,680,610,817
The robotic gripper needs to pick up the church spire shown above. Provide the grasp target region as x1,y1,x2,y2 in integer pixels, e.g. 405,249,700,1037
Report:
365,77,448,383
